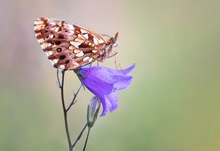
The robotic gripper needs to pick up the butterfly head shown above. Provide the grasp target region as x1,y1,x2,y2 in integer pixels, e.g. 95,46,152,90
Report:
111,32,119,47
100,32,118,60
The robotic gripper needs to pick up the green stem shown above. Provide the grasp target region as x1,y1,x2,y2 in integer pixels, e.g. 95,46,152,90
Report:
60,70,72,151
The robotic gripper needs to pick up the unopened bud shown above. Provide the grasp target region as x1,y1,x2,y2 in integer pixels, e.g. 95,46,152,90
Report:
87,96,101,128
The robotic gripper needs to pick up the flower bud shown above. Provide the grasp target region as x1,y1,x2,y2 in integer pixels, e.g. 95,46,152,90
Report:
87,96,101,128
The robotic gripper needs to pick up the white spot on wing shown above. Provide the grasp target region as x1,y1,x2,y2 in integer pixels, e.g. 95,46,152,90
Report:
74,49,81,53
54,27,59,32
49,34,54,38
76,51,84,57
34,20,44,25
80,29,87,34
92,50,97,53
89,58,93,62
47,43,52,46
93,37,98,45
38,38,44,43
53,59,58,63
83,33,89,39
46,51,53,56
64,24,74,30
83,56,90,62
98,39,104,43
67,30,74,35
70,41,81,48
41,42,47,48
69,46,74,50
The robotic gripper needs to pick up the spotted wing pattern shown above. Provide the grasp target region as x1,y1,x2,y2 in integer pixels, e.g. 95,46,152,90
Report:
34,17,118,70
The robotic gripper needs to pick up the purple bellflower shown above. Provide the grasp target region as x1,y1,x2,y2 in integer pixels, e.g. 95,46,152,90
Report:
76,64,135,116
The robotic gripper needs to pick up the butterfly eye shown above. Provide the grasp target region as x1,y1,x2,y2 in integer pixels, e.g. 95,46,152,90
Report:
113,43,118,47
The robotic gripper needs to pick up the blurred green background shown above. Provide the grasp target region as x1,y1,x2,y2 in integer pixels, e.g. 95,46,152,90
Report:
1,0,220,151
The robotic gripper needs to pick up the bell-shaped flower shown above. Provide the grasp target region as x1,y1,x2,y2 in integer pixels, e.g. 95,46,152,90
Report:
76,64,135,116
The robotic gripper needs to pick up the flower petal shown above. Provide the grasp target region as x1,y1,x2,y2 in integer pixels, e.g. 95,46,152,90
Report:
108,63,136,76
82,76,113,96
78,67,113,95
113,75,133,90
99,92,118,116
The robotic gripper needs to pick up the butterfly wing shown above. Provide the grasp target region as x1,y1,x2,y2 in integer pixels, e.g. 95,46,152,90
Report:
34,17,108,70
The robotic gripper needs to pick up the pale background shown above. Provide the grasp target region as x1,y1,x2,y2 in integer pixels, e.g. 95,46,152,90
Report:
1,0,220,151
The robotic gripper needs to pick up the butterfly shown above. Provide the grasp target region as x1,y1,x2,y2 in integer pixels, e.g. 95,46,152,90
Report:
34,17,118,70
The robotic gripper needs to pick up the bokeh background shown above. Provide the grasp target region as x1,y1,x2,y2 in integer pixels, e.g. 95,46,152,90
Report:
1,0,220,151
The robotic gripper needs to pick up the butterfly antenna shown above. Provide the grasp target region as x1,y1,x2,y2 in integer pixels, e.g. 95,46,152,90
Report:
115,53,126,75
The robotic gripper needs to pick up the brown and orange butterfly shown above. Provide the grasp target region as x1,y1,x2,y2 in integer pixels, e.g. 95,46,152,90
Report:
34,17,118,70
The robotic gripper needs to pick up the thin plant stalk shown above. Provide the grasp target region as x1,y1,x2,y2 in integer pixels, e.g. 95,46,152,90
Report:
58,70,72,151
57,69,89,151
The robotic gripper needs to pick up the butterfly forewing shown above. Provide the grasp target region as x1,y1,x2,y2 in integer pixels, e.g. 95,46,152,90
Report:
34,17,118,70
